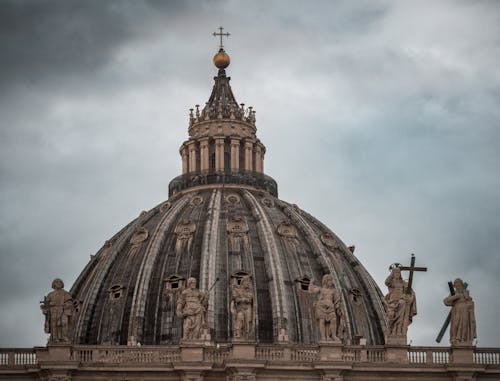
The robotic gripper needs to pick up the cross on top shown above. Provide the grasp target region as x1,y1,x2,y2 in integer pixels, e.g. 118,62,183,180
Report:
398,253,428,294
213,26,230,49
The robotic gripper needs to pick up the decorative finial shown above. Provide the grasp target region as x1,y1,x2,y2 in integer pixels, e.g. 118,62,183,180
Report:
212,26,231,69
213,26,230,50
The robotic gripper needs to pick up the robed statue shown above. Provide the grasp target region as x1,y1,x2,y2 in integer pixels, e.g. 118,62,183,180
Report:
230,275,254,340
176,277,209,341
443,278,476,346
41,278,74,343
309,274,345,342
384,267,417,336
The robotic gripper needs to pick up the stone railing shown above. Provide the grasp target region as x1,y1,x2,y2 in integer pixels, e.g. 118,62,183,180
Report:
408,347,451,364
204,345,231,364
474,348,500,365
1,345,499,368
71,346,181,364
0,348,37,367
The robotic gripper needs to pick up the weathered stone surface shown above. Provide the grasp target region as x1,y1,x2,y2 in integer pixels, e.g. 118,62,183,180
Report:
41,279,74,344
384,267,416,340
444,278,477,346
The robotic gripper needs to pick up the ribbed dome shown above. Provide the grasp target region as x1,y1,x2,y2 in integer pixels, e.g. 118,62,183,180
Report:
69,41,387,347
70,187,387,345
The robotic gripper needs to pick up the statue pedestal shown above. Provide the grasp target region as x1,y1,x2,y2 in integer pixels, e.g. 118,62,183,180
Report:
451,345,474,364
319,342,343,361
180,343,206,362
385,335,408,363
231,342,256,360
385,334,407,346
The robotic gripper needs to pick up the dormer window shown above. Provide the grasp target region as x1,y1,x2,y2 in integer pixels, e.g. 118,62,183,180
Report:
296,276,311,292
165,275,185,293
108,285,125,301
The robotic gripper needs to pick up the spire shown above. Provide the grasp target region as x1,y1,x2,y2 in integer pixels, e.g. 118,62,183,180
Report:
171,29,276,198
188,27,255,125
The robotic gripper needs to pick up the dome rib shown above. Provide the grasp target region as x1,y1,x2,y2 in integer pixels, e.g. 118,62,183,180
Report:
242,190,290,341
278,200,353,340
199,189,222,337
127,197,190,344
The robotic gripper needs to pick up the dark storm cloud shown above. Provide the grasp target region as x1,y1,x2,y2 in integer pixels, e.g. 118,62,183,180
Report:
1,0,499,347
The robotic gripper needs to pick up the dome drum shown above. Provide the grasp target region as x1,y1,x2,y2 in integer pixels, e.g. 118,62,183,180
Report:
168,170,278,197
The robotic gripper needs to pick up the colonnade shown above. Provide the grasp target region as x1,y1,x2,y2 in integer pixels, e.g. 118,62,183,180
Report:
180,137,265,174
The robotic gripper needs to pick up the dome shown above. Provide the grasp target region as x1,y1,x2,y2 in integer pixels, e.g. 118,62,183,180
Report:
69,44,387,347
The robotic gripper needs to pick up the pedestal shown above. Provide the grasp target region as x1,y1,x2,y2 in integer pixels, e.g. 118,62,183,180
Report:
385,334,407,345
451,345,474,364
319,342,343,361
384,334,408,363
231,342,256,360
37,344,72,362
180,344,205,362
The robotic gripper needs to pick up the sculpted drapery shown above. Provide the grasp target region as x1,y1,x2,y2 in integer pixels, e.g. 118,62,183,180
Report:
443,278,476,346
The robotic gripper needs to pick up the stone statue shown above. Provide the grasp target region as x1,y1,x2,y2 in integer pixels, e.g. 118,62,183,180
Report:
309,274,344,342
174,219,196,257
42,278,74,343
227,216,249,252
176,277,208,341
230,275,254,340
128,227,148,257
384,267,416,337
443,278,476,346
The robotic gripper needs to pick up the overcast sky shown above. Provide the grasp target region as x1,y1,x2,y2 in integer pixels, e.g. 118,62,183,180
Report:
1,0,499,347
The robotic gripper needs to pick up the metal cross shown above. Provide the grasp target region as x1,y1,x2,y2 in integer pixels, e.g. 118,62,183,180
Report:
213,26,230,49
398,253,428,294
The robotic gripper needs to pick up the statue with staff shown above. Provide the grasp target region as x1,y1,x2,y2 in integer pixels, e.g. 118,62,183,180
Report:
176,277,218,341
436,278,476,345
384,254,427,341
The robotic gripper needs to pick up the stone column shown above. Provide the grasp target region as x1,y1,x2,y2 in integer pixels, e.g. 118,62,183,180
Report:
199,137,210,172
244,140,254,172
181,145,189,174
215,137,225,172
187,140,198,173
260,144,266,173
254,143,263,173
230,138,240,172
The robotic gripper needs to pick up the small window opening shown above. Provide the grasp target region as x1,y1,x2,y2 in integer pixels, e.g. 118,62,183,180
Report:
108,285,124,300
165,275,185,293
231,271,251,286
296,276,311,292
350,288,362,303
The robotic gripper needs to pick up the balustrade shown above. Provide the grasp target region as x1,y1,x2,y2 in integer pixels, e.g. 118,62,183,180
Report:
1,345,499,369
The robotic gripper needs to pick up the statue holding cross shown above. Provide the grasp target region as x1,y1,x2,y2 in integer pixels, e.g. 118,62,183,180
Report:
441,278,476,346
384,254,427,342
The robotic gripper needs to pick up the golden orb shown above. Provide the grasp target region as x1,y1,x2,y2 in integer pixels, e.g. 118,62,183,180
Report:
213,49,230,69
